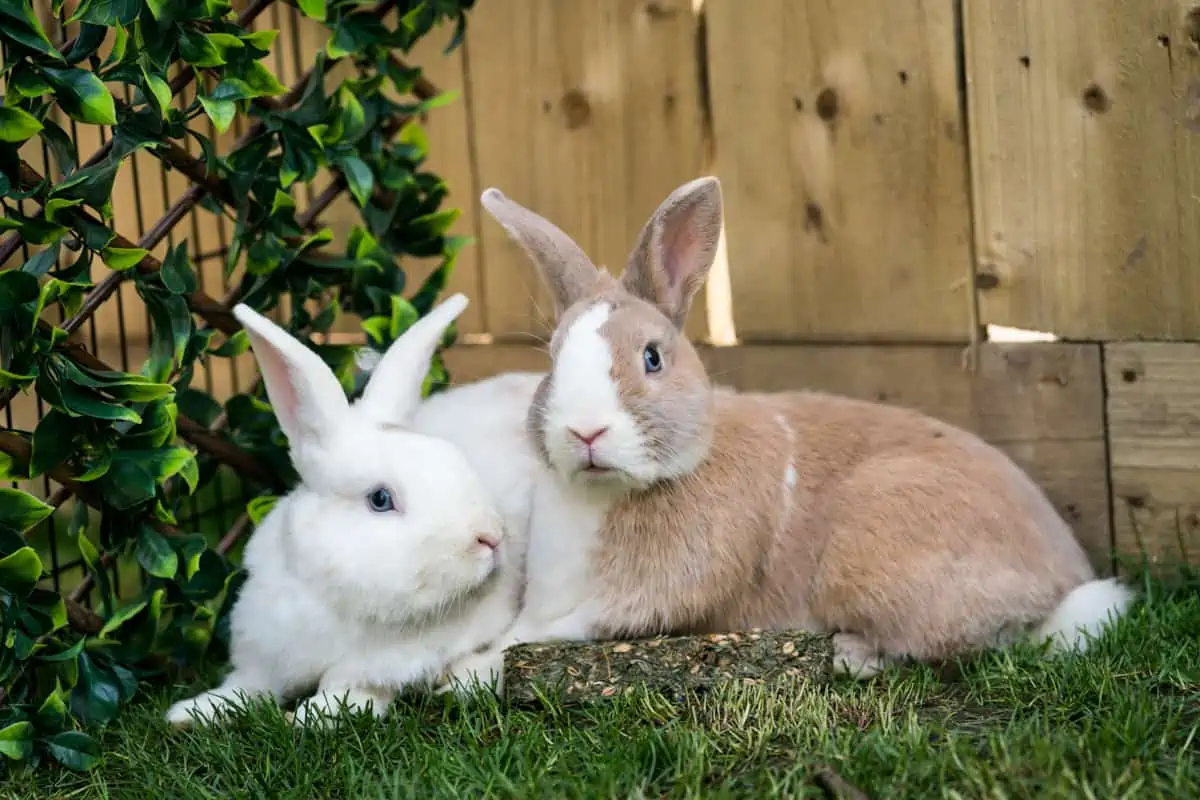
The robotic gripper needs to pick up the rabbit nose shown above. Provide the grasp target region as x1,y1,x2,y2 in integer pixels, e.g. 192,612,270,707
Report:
568,426,609,446
475,533,500,552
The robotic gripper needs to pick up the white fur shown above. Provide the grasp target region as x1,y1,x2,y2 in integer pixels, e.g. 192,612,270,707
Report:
165,294,522,728
406,369,621,668
1035,577,1134,652
543,303,654,485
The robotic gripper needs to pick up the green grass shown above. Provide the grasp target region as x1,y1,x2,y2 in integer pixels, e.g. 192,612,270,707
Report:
10,572,1200,799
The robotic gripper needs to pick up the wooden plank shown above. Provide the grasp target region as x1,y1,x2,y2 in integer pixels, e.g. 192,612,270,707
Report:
441,341,1111,571
704,0,973,342
400,18,486,335
466,0,709,341
1106,343,1200,571
443,343,551,384
964,0,1200,339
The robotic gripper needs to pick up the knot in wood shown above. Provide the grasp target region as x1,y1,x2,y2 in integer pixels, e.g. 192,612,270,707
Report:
815,87,839,121
561,89,592,130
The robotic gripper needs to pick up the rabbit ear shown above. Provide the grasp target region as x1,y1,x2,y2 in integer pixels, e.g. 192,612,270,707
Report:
621,177,723,329
480,187,600,317
232,304,350,454
355,293,470,425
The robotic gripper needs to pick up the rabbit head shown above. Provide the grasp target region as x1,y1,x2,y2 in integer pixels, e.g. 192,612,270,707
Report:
231,294,505,625
480,178,724,490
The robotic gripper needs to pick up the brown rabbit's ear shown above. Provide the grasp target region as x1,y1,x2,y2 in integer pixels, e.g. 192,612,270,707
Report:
480,188,600,318
621,177,723,329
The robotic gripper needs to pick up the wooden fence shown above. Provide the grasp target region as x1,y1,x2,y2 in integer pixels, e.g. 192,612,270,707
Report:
10,0,1200,574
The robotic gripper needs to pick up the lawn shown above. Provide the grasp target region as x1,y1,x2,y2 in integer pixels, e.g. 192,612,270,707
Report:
8,570,1199,799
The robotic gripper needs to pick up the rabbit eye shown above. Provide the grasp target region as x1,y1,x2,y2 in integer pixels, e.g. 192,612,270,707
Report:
366,487,397,513
643,344,663,374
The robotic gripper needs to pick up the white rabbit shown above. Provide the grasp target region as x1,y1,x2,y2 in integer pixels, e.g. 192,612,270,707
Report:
165,293,522,728
469,176,1135,679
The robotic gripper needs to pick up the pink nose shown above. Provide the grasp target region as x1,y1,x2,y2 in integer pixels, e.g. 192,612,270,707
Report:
568,427,609,446
476,533,500,552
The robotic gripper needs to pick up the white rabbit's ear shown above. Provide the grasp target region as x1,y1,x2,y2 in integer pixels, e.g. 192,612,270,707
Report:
621,176,723,330
355,292,470,425
480,187,600,317
232,303,349,453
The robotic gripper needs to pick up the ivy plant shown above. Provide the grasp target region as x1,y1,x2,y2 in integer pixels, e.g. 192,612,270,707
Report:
0,0,477,773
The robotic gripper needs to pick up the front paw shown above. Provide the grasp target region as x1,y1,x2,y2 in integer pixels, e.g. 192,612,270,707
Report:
437,649,505,698
289,687,392,728
165,691,243,728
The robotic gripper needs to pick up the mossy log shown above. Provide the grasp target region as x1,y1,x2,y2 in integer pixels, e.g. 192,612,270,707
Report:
502,629,833,706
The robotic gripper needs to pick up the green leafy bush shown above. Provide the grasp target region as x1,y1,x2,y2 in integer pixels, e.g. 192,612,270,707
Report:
0,0,477,772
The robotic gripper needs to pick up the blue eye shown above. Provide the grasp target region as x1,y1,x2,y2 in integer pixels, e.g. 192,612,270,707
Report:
366,487,396,513
643,344,663,374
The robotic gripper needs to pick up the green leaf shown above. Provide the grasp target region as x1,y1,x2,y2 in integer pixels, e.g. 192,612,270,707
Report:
0,488,55,533
0,106,43,142
38,635,86,663
209,329,249,358
204,32,244,59
37,684,68,730
63,22,107,64
411,207,462,238
58,358,174,403
72,0,140,25
123,398,177,449
21,243,61,278
414,90,460,112
241,28,278,52
100,246,147,271
177,534,208,580
140,67,172,119
0,0,63,61
388,295,420,339
337,155,374,207
101,24,128,68
0,722,34,761
398,118,430,159
0,546,43,594
44,372,142,422
98,599,148,640
32,409,77,476
0,211,68,246
41,67,118,125
246,494,278,525
98,447,194,510
178,28,224,67
238,61,285,97
270,189,295,217
70,653,121,727
0,269,40,308
44,197,84,224
50,156,120,210
297,0,325,21
160,241,196,294
135,524,177,579
11,66,53,98
47,731,101,771
198,94,235,135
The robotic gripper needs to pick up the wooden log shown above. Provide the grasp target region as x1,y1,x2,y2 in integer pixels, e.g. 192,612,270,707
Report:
502,630,833,706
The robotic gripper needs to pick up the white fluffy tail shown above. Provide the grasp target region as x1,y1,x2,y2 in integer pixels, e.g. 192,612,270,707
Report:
1035,577,1135,653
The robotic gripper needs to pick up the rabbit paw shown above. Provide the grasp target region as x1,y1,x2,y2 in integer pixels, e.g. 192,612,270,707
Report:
290,687,392,728
436,649,505,698
832,633,889,680
166,689,251,728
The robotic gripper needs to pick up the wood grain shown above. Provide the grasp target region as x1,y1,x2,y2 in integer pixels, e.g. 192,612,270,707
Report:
704,0,974,342
964,0,1200,339
1106,343,1200,570
465,0,709,342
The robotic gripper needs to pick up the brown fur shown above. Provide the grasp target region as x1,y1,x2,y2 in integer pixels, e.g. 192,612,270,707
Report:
482,177,1108,671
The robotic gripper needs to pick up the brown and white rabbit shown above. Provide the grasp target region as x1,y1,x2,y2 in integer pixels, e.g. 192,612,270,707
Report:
474,176,1134,678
